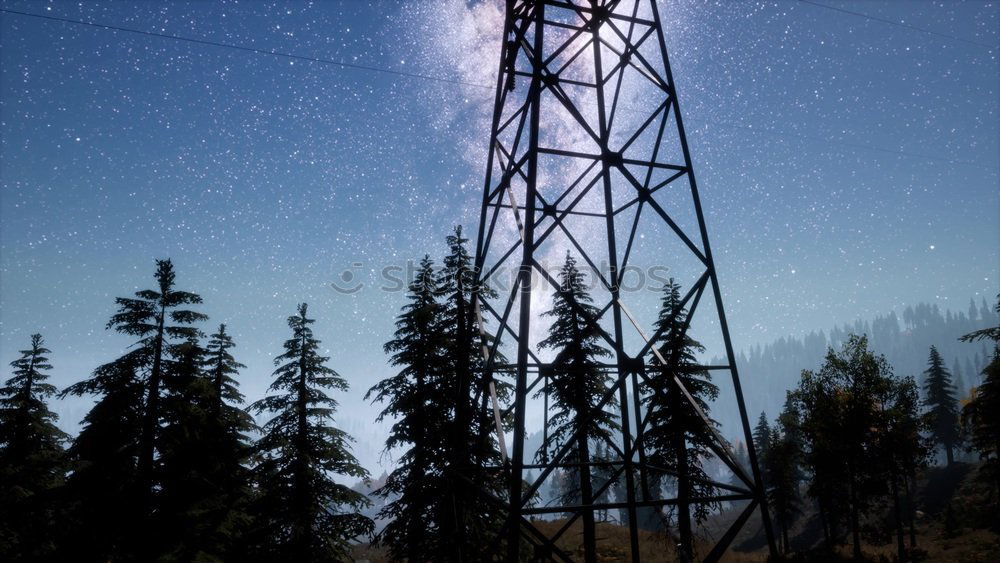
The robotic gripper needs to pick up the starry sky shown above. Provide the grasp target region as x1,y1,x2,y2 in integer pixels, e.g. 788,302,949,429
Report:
1,1,997,472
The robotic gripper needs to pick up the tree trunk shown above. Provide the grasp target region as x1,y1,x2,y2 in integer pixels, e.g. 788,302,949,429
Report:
672,387,693,563
850,481,862,560
139,304,167,513
576,361,597,563
945,444,954,466
818,498,831,547
905,474,917,548
892,474,907,563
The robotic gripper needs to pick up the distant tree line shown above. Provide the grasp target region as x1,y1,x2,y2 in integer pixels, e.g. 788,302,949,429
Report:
749,295,1000,562
715,296,998,448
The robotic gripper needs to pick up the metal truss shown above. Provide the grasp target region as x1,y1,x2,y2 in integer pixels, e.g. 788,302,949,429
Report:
469,1,777,560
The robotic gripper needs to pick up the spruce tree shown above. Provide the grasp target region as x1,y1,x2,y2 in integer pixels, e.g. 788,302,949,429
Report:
249,303,373,561
366,256,448,560
107,259,207,508
921,345,961,465
752,411,772,481
435,226,509,557
642,278,719,557
0,334,67,561
537,252,618,556
60,349,145,560
766,401,804,554
157,328,255,560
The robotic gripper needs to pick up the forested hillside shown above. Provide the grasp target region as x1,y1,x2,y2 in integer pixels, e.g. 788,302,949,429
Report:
714,298,998,442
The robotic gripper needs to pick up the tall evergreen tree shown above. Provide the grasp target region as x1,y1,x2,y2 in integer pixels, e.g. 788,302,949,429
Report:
106,258,207,509
921,346,961,465
435,226,509,557
157,327,255,560
0,334,67,561
367,256,449,560
642,278,719,558
752,411,772,478
60,347,145,560
765,400,804,554
249,303,372,561
537,252,618,558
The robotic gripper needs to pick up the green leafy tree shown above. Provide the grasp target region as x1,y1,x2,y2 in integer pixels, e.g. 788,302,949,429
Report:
642,278,719,556
367,256,448,560
792,335,895,559
536,252,619,555
0,334,68,561
249,303,373,561
960,294,1000,500
921,345,961,465
879,375,928,559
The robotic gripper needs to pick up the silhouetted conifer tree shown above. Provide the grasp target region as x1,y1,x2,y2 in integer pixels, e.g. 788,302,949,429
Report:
60,348,145,560
537,252,618,554
366,256,448,560
642,278,718,557
921,345,961,465
249,303,372,561
0,334,67,561
106,259,207,512
157,328,255,560
752,412,772,477
765,400,804,554
436,226,509,557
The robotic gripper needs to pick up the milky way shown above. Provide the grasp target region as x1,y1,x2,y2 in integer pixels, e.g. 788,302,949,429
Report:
1,0,997,472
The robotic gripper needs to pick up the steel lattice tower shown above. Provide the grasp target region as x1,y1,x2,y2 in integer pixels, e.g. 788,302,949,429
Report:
470,1,777,560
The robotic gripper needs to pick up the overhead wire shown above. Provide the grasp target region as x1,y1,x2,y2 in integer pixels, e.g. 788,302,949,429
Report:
1,5,995,171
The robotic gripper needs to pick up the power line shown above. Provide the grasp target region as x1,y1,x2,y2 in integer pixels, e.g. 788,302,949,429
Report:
1,6,994,171
798,0,998,50
0,7,493,90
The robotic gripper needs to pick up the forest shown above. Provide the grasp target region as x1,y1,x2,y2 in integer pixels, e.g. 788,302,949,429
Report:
1,226,998,562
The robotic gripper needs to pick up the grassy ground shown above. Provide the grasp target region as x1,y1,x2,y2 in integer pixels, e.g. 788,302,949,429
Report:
350,462,998,561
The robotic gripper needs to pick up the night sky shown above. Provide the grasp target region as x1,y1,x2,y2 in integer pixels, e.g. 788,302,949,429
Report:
1,0,997,473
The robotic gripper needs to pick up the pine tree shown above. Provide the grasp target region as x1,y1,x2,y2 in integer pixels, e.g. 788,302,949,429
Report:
435,226,509,557
0,334,68,561
106,259,207,511
537,252,619,556
765,400,804,554
60,349,145,560
642,278,719,557
366,256,448,560
921,346,961,465
752,411,772,481
249,303,373,561
157,327,255,560
952,357,966,400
